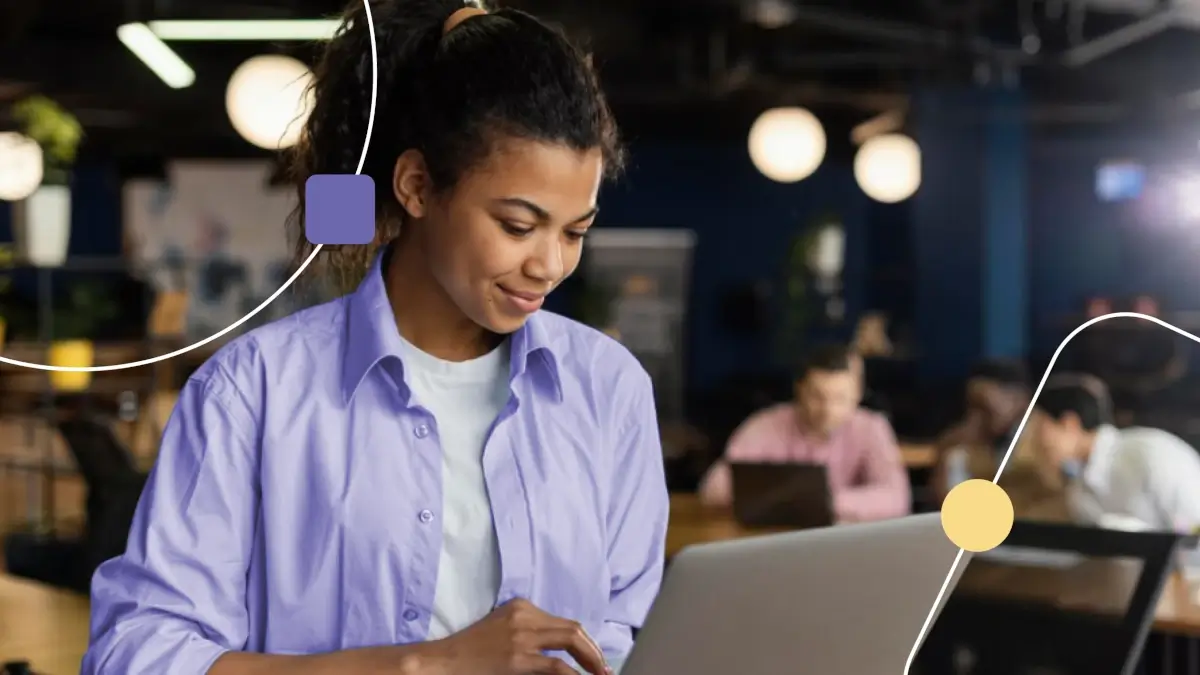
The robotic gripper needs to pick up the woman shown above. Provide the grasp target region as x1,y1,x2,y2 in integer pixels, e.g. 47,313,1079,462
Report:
82,2,668,674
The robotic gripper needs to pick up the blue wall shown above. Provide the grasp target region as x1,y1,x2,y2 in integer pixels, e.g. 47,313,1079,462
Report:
0,165,124,257
0,164,125,309
0,148,873,391
982,90,1029,361
913,87,1029,381
598,143,871,389
13,129,1194,391
1027,127,1200,360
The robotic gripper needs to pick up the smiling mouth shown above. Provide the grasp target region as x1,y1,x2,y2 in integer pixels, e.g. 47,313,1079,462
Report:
498,285,547,313
500,286,545,301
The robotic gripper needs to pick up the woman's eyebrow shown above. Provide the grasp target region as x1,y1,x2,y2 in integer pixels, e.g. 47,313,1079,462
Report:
493,197,550,220
493,198,598,224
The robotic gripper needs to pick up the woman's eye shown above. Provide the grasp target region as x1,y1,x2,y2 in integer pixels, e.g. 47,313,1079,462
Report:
500,221,533,237
565,230,588,242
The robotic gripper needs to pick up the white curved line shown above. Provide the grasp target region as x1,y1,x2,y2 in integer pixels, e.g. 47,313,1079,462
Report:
903,311,1192,673
0,0,379,373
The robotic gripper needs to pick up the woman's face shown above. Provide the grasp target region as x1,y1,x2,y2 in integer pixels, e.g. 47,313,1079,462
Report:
397,139,604,335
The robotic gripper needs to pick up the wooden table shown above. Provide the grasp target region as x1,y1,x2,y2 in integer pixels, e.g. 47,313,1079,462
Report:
958,557,1200,638
666,493,1200,637
664,444,933,556
1152,573,1200,638
0,574,90,675
667,493,786,557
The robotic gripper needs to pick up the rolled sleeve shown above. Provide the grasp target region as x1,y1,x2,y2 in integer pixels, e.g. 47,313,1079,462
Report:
595,367,669,664
82,367,260,675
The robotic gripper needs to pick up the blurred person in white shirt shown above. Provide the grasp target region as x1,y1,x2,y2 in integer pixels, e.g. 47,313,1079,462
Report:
1031,374,1200,534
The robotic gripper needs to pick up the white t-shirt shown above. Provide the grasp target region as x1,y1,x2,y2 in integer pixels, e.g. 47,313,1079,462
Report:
1069,424,1200,534
397,333,511,640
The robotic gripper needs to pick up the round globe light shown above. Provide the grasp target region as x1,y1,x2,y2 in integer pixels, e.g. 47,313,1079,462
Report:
226,55,315,151
854,133,922,203
747,107,827,183
0,132,44,201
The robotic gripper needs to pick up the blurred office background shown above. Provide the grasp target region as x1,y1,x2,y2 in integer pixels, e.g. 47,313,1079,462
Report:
3,0,1200,673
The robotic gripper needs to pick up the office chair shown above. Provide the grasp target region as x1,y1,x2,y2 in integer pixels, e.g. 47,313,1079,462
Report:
55,416,148,587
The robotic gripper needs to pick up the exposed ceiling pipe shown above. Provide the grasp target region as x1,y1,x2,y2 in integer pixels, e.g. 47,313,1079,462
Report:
743,0,798,29
1061,7,1177,67
690,28,754,96
784,5,1036,66
851,108,907,145
1025,103,1126,123
775,51,932,70
921,0,989,26
72,108,141,128
610,79,908,113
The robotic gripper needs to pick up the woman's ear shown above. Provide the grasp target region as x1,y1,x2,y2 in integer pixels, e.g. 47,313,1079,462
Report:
392,149,430,218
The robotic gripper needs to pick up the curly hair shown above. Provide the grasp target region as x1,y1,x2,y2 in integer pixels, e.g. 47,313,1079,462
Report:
284,0,625,294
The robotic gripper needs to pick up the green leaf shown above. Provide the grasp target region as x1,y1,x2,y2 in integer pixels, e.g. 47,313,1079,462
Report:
12,95,83,172
775,212,842,365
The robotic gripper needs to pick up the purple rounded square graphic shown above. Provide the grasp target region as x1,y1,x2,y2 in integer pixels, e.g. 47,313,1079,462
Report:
305,174,375,245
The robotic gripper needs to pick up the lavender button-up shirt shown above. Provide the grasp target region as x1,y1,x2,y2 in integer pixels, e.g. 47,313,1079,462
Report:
83,254,669,675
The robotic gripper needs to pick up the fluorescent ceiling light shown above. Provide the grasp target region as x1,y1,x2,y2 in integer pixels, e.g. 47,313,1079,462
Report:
148,20,340,41
117,23,196,89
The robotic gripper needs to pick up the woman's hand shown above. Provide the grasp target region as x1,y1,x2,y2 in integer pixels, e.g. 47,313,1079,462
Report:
411,598,609,675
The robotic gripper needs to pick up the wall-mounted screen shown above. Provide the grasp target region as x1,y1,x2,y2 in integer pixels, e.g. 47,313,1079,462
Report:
1095,161,1146,202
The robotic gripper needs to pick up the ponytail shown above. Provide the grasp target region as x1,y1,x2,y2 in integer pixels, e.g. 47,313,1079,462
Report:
286,0,620,293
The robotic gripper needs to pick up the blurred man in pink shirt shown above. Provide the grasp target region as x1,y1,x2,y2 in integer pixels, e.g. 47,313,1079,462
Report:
698,344,911,523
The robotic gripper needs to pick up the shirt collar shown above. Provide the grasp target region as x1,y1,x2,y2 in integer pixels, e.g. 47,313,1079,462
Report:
342,248,563,404
1082,424,1120,491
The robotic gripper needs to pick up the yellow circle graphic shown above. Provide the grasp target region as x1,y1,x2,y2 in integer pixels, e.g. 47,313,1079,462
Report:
940,479,1014,552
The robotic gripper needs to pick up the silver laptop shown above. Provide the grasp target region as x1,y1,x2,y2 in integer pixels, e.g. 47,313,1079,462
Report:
622,513,966,675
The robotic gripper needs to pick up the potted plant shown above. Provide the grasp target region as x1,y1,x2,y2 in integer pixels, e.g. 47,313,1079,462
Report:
46,284,117,391
777,227,816,363
10,95,83,267
776,212,844,364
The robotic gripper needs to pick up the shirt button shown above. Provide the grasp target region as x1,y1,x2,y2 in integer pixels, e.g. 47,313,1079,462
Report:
419,509,434,524
402,609,419,621
414,424,430,438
